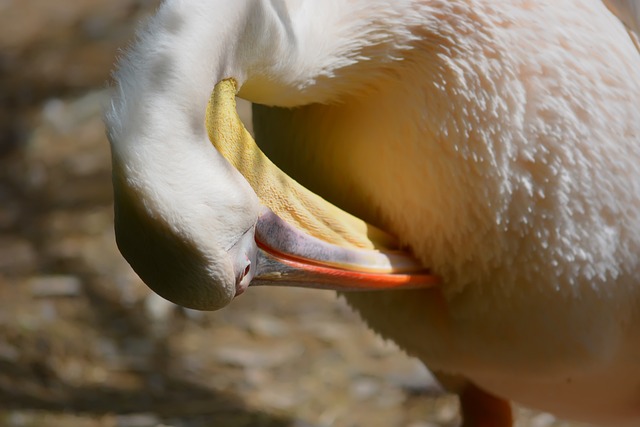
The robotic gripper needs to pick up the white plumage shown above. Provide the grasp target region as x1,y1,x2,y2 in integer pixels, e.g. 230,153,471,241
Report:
107,1,640,425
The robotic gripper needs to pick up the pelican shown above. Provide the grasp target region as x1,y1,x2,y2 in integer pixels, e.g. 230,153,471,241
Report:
106,1,640,425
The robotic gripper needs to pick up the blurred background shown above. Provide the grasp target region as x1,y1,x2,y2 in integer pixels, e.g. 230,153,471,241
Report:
0,1,590,426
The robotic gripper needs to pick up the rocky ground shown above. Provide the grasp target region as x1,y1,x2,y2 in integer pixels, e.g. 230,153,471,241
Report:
0,2,592,427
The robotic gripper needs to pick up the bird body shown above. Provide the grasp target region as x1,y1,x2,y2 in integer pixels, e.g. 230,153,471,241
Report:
254,2,640,422
107,0,640,425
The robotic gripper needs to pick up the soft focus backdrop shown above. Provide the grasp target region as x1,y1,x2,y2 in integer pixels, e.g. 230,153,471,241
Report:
0,2,590,426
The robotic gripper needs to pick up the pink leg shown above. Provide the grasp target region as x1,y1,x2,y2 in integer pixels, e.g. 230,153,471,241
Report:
460,383,513,427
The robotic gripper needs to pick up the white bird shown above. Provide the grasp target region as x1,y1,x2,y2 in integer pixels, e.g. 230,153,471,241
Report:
106,1,640,426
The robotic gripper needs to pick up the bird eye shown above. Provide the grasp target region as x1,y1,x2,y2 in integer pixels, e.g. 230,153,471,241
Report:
236,257,251,285
242,261,251,280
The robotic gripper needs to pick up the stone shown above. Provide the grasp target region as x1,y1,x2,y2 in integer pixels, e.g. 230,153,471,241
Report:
214,342,303,369
29,275,82,297
115,413,160,427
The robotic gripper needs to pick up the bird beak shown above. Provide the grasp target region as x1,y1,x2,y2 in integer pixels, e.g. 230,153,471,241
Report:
252,207,439,292
207,79,439,294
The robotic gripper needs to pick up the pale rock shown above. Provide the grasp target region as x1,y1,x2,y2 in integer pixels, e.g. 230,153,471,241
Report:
29,275,82,297
214,342,303,369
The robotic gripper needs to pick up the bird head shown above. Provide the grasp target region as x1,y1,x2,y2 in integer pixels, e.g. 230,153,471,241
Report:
106,0,436,310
